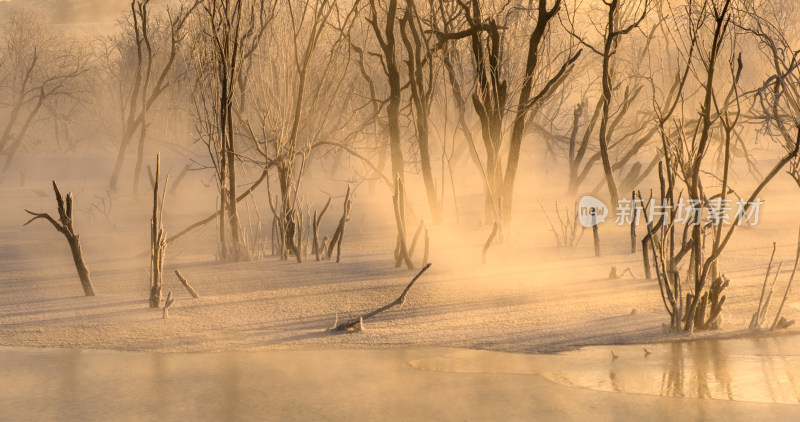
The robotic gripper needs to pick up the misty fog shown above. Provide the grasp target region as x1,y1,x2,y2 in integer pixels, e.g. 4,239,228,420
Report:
2,0,800,420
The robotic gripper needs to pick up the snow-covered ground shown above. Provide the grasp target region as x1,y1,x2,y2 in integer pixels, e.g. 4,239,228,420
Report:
1,152,799,354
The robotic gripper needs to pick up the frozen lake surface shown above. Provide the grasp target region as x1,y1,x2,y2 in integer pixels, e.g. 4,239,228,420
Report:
412,334,800,405
3,337,800,421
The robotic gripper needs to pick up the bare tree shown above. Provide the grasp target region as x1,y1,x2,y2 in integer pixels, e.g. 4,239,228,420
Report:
0,7,88,177
399,0,442,223
430,0,581,227
190,0,274,262
242,0,354,262
366,0,405,185
563,0,650,205
645,0,800,331
106,0,200,193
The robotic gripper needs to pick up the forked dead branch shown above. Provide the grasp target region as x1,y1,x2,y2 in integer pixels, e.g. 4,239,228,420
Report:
24,181,95,296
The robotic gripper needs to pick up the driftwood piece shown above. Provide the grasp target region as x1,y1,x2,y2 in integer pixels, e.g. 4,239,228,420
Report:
24,181,95,296
334,263,432,331
162,291,174,319
174,270,200,298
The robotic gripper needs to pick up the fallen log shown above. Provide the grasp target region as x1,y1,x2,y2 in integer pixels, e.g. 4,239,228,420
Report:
174,270,200,298
334,263,431,331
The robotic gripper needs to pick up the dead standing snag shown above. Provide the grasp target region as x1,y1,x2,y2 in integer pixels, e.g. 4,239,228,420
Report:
392,177,414,269
162,291,174,319
24,181,95,296
334,263,432,331
326,186,352,263
149,154,169,308
313,197,332,261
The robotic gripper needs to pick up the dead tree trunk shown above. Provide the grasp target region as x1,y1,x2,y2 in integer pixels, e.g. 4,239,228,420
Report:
150,153,169,308
407,220,425,257
392,177,414,269
24,181,95,296
162,291,174,319
334,263,431,331
313,197,332,261
422,227,429,267
326,186,352,263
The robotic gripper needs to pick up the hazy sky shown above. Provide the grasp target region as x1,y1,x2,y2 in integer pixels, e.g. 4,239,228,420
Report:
0,0,131,24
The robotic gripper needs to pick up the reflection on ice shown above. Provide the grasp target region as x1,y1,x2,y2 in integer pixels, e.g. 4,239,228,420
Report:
409,335,800,404
547,336,800,404
3,342,800,421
